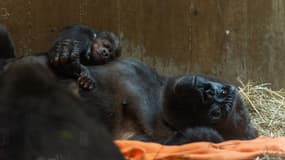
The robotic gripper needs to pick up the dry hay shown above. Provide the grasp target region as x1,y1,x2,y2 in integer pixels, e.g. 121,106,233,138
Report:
238,80,285,137
254,154,285,160
238,80,285,160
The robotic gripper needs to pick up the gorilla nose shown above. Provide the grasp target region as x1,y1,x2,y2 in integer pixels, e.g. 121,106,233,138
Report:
100,48,109,58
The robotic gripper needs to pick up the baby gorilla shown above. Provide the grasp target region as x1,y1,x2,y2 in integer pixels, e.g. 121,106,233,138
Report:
48,24,121,90
0,63,124,160
162,75,258,145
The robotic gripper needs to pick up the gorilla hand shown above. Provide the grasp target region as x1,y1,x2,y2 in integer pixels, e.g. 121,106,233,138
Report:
48,38,92,66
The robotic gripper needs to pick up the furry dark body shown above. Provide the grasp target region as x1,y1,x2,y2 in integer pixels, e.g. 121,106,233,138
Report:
0,24,15,71
0,24,258,145
0,24,15,59
0,63,124,160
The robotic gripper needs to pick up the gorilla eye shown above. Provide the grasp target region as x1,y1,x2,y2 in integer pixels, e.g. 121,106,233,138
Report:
104,44,110,48
104,44,113,52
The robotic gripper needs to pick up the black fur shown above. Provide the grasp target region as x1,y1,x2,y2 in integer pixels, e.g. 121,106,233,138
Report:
48,24,121,89
0,24,258,145
0,63,124,160
162,75,258,144
0,24,15,59
166,127,224,145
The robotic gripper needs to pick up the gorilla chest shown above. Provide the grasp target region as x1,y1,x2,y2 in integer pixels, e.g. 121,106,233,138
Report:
91,72,162,138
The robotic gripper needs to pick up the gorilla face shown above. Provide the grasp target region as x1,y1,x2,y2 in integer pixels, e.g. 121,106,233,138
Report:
91,31,121,65
188,76,235,124
163,75,237,129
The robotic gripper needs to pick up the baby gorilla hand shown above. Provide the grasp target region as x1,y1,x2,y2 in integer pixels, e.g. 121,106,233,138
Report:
48,38,91,66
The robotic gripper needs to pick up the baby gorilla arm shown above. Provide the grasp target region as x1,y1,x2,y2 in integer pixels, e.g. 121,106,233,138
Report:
48,24,95,65
48,24,96,89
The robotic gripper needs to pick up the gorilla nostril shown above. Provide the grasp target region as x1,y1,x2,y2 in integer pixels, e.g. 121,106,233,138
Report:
101,49,109,57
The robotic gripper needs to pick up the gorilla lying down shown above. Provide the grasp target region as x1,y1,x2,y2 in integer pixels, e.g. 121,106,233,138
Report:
0,24,258,146
0,62,124,160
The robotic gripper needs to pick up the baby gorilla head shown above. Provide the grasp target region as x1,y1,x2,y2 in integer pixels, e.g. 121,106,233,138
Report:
91,31,121,64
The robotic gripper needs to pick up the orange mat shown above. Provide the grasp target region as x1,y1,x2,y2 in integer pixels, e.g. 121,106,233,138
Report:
115,137,285,160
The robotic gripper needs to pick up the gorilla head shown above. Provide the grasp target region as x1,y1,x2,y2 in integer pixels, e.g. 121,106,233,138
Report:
162,74,258,140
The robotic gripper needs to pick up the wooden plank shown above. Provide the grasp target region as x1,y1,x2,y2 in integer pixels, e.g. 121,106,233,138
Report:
0,0,284,88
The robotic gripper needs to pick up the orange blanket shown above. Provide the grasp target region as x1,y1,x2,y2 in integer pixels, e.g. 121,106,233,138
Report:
115,137,285,160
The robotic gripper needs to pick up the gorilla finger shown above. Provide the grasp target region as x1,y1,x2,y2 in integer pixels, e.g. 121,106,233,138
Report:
84,80,94,90
88,84,94,90
83,82,90,89
79,76,88,86
83,41,92,60
79,71,89,78
60,40,72,64
53,43,62,65
70,40,81,62
87,79,95,89
48,51,55,64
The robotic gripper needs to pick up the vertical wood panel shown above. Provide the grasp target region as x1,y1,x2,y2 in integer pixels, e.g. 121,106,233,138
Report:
0,0,284,88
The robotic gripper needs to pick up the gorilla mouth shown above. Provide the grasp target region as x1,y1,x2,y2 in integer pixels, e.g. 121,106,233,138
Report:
92,50,107,64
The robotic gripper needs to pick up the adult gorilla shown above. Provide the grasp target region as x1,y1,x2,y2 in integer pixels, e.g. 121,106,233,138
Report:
0,24,258,145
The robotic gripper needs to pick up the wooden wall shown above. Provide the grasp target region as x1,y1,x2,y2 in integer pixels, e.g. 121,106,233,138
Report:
1,0,284,88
